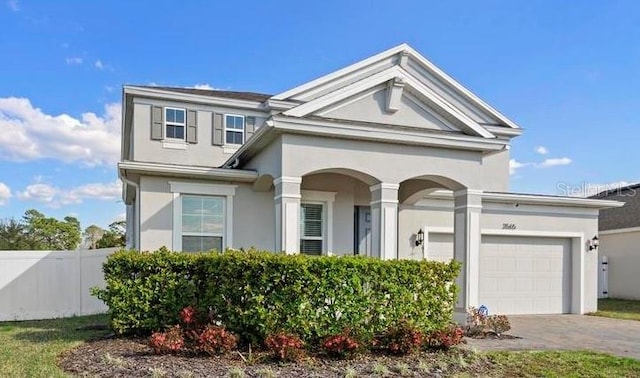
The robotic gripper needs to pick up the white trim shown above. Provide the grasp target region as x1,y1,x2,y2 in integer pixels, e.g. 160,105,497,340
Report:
274,176,303,185
223,146,240,154
300,190,336,254
119,161,258,182
422,227,586,314
169,182,237,251
370,183,400,192
599,226,640,235
164,107,186,141
124,86,267,111
224,113,246,146
482,192,624,209
162,140,187,150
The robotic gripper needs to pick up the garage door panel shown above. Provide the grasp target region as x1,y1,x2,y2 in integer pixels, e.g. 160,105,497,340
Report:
479,236,571,315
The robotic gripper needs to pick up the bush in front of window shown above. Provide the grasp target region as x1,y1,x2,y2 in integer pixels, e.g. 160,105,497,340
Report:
93,247,460,345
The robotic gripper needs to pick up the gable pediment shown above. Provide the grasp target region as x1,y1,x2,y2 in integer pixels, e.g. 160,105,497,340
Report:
272,44,522,139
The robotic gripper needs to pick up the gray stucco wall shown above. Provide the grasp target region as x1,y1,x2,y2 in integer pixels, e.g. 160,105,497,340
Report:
600,231,640,300
132,100,267,168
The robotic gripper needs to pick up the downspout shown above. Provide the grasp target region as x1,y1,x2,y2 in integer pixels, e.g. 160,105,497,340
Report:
120,175,140,251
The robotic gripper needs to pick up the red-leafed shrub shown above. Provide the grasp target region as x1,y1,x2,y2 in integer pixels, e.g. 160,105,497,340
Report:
427,325,464,350
179,306,197,326
197,325,238,355
264,333,305,361
375,321,424,355
149,325,184,354
321,330,360,357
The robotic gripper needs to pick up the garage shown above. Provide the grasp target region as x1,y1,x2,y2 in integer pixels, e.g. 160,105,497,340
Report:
425,233,573,315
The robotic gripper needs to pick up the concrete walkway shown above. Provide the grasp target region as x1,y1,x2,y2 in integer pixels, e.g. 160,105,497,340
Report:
465,315,640,360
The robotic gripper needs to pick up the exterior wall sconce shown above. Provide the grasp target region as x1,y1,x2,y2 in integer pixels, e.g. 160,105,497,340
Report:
588,236,599,251
415,228,424,247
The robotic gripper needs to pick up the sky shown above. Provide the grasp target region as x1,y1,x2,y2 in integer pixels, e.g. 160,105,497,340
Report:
0,0,639,229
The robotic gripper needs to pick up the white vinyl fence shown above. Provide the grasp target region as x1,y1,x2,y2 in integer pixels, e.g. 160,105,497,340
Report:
0,248,117,321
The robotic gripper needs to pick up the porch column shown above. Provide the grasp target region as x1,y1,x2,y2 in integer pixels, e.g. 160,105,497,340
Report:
274,176,301,254
370,183,399,260
453,189,483,323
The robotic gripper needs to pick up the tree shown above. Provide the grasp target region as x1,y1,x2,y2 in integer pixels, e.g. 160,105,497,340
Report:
22,209,82,250
83,225,105,249
0,218,39,250
96,220,126,248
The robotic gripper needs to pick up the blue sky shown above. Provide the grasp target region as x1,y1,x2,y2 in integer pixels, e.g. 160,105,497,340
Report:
0,0,638,229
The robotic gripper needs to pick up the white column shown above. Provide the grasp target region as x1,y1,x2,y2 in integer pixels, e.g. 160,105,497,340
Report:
274,176,302,254
453,189,483,323
370,183,399,260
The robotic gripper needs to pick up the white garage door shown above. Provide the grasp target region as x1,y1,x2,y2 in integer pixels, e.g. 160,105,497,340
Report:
425,233,572,315
479,235,571,315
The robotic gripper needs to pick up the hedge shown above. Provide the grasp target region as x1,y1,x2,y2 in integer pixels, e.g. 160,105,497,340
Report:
93,248,460,344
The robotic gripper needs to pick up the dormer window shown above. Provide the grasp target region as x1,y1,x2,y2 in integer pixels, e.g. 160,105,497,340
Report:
165,108,186,140
225,114,245,145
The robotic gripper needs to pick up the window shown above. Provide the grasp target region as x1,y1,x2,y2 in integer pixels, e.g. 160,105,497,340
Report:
181,195,224,252
165,108,186,140
300,203,323,255
225,114,244,145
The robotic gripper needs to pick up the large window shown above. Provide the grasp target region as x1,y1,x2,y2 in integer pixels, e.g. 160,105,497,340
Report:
181,195,224,252
300,203,323,255
165,108,186,140
225,114,245,145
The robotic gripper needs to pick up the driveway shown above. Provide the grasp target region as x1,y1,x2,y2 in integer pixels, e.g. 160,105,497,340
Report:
465,315,640,360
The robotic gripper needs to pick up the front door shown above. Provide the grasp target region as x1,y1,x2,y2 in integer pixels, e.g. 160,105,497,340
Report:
354,206,371,256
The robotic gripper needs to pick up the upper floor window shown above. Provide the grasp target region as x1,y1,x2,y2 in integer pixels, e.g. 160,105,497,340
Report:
165,108,186,140
225,114,245,145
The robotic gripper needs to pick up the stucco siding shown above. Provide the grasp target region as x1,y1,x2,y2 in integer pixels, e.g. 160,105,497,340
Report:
600,231,640,300
481,150,510,192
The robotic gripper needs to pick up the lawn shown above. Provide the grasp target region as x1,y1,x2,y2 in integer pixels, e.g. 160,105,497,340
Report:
2,315,640,377
591,298,640,321
0,314,110,378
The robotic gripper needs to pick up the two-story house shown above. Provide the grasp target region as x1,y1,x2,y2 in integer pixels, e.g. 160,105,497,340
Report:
119,44,621,319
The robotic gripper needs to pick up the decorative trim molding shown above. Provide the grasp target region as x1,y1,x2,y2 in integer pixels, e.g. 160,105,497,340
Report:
274,176,303,185
370,183,400,192
385,77,405,113
119,161,258,182
169,181,237,196
599,226,640,235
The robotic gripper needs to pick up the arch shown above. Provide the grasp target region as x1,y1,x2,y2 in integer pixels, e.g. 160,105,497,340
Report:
300,168,381,186
253,174,274,192
399,175,467,205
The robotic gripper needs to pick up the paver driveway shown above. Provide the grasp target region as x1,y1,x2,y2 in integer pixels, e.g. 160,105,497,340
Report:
465,315,640,360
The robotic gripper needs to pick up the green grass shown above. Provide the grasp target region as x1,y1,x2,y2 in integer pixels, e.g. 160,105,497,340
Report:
0,314,110,378
488,350,640,377
590,298,640,321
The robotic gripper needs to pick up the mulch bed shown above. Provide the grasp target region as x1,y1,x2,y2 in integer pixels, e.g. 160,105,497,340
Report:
59,336,498,377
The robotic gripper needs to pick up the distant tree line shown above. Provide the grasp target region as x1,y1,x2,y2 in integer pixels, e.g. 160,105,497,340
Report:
0,209,125,251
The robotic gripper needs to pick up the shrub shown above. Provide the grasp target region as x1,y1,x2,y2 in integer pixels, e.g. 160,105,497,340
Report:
426,324,464,350
197,325,238,355
487,315,511,336
94,248,460,344
179,306,197,326
321,329,360,357
374,320,424,355
264,332,305,361
149,325,184,354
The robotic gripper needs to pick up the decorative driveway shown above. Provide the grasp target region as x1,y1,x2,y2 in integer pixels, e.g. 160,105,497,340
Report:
465,315,640,360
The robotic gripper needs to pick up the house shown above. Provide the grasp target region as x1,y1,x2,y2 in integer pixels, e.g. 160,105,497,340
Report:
118,44,621,319
591,184,640,300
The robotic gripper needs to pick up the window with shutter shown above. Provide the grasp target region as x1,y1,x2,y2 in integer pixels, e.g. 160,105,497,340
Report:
165,107,186,140
300,203,323,255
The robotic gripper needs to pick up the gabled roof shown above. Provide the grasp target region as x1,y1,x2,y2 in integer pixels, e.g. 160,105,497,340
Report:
272,44,521,131
127,85,272,102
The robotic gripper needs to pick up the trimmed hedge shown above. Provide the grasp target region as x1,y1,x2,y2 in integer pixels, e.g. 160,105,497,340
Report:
93,248,460,344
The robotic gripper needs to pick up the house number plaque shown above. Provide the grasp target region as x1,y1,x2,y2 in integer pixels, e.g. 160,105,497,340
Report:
502,223,517,230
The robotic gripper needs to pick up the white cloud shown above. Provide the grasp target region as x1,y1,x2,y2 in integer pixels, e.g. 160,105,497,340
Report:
509,159,528,175
0,97,121,166
557,180,637,198
193,83,215,90
17,180,121,208
0,182,11,205
537,157,572,168
94,60,104,70
65,57,83,65
6,0,19,11
535,146,549,155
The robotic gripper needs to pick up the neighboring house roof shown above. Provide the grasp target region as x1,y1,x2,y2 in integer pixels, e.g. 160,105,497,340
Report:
129,85,272,103
590,183,640,231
